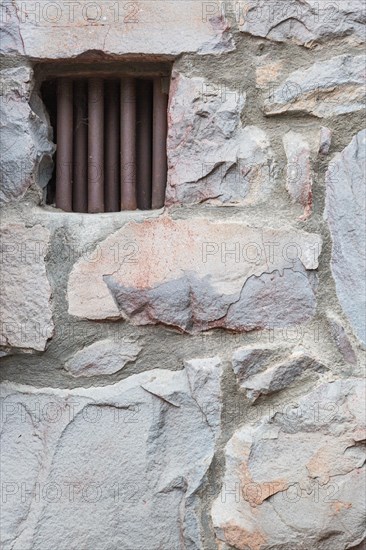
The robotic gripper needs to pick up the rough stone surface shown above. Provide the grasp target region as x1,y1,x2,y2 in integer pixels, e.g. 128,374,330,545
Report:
325,129,366,346
232,346,276,383
65,339,142,377
318,127,332,156
0,66,55,205
0,361,222,549
327,315,357,366
184,357,222,434
1,1,365,546
232,347,328,401
0,1,25,55
224,261,318,331
0,223,53,352
283,131,312,219
5,0,234,58
264,55,366,118
166,73,276,206
67,217,322,332
212,378,366,549
239,0,366,48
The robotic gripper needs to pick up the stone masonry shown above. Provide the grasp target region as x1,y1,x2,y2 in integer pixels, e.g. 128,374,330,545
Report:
0,1,365,549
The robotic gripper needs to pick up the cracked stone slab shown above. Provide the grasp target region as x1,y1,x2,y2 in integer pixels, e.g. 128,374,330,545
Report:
264,54,366,118
325,129,366,346
0,223,53,352
7,0,234,58
0,361,222,550
166,73,276,206
0,66,55,205
239,0,366,48
232,347,328,402
212,378,366,550
184,357,222,434
67,217,322,333
64,339,142,377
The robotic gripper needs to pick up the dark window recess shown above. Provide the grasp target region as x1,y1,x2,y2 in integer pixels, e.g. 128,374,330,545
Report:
41,76,168,212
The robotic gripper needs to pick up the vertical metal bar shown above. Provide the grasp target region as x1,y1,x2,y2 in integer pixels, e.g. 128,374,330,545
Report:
73,80,88,213
120,77,137,210
56,78,73,211
88,77,104,213
105,80,120,212
104,80,120,212
152,77,168,209
136,79,153,210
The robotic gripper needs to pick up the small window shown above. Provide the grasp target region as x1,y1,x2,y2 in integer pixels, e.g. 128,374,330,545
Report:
39,63,170,212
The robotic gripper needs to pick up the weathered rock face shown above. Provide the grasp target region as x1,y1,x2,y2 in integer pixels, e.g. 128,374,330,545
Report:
212,378,366,549
166,73,276,206
0,66,55,205
224,261,318,331
318,127,332,156
327,315,357,366
2,0,233,58
231,347,328,401
1,0,365,547
239,0,366,48
325,129,366,346
283,131,312,219
264,55,366,118
232,346,276,382
0,223,53,352
0,361,222,550
67,217,321,332
65,339,142,377
184,357,222,434
0,1,25,55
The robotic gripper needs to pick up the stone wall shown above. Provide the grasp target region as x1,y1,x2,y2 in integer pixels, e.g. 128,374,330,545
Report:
0,2,365,549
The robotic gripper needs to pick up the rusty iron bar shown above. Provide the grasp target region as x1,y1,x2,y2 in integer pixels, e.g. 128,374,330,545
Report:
136,79,153,210
73,80,88,213
152,77,168,209
56,78,73,211
105,80,120,212
88,77,104,213
120,77,137,210
55,75,168,213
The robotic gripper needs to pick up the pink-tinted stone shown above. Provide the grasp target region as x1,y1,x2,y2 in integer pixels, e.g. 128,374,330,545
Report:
212,378,366,549
68,217,321,333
